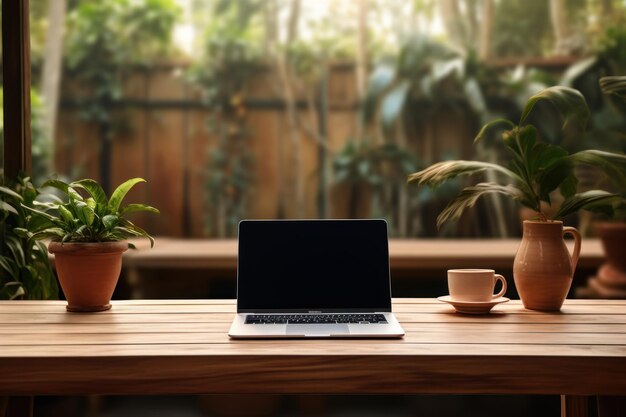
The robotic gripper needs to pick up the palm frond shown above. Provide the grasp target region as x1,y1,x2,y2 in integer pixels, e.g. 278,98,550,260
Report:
553,191,622,219
436,183,525,229
408,160,519,187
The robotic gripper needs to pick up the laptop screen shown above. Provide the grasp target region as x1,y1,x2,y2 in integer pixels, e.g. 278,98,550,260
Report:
237,219,392,313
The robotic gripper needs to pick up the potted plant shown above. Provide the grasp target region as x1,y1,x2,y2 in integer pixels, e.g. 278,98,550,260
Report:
20,178,158,312
408,86,626,311
1,173,58,300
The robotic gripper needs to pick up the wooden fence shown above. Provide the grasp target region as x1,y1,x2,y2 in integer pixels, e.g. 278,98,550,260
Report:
55,64,476,238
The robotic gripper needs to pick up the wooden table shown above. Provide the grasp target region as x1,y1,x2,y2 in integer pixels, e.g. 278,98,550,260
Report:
123,238,605,270
1,299,625,417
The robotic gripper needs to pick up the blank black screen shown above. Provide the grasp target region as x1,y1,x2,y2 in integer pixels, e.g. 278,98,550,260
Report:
237,220,392,312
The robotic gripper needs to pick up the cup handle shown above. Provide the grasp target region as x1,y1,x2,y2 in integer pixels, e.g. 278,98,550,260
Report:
493,274,507,299
563,226,581,273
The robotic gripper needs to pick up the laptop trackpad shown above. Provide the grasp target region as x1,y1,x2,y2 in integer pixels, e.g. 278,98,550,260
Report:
286,324,349,336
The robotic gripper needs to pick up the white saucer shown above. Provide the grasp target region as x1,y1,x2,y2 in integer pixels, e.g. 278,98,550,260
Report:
437,296,510,314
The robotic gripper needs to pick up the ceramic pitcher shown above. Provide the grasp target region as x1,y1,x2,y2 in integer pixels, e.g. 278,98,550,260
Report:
513,220,581,311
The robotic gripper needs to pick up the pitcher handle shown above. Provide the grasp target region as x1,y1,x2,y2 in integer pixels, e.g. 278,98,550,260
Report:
563,226,581,272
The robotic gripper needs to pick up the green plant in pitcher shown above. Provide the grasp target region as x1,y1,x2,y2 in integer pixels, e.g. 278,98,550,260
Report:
408,86,626,228
20,178,159,247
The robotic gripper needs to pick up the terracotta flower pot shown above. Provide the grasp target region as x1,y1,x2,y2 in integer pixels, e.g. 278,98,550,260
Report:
513,220,581,311
49,241,128,312
595,222,626,272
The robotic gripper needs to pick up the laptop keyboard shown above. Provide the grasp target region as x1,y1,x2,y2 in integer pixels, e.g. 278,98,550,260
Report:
245,313,388,324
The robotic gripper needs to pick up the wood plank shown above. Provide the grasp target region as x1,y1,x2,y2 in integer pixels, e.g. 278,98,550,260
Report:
3,311,626,325
1,340,626,357
2,330,626,347
2,321,626,335
1,353,625,396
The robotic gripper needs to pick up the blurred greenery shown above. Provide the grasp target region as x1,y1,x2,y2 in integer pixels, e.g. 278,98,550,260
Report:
20,0,626,238
0,174,58,300
65,0,180,125
187,0,262,237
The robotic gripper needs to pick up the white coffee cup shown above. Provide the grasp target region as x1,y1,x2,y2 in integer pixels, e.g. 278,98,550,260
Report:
447,269,507,302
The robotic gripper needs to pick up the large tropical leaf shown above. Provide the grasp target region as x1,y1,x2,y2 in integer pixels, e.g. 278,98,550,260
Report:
408,160,519,187
436,183,525,229
569,150,626,189
109,178,146,213
553,190,621,219
519,86,590,132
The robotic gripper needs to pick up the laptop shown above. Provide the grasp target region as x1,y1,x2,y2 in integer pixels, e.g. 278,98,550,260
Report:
228,219,405,338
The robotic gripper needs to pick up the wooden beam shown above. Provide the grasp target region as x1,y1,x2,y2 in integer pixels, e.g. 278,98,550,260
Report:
2,0,32,179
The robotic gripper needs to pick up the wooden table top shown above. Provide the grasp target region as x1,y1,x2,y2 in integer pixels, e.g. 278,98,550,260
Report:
122,238,605,270
1,299,625,397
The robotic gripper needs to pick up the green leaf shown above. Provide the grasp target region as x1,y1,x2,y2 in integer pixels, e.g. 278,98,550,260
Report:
1,201,18,215
67,186,84,203
109,178,146,213
473,118,515,143
569,150,626,190
71,179,108,209
561,56,598,87
20,204,62,224
559,174,578,199
0,256,18,279
408,160,519,187
29,228,66,242
600,76,626,100
13,228,30,238
553,191,621,219
85,197,96,210
41,179,70,195
519,86,590,132
119,204,160,216
102,214,119,230
381,80,411,131
76,203,95,226
537,159,572,203
0,281,25,300
58,205,74,223
0,186,23,200
6,236,26,268
529,143,568,175
436,183,525,229
118,219,154,247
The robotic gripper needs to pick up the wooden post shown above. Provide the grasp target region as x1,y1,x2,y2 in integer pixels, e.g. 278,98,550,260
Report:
2,0,32,179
